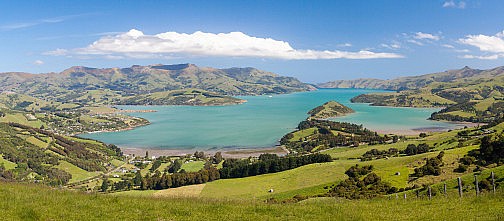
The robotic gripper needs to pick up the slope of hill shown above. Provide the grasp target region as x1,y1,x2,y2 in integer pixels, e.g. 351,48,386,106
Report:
0,64,314,106
307,101,354,119
0,122,123,185
117,89,245,106
320,66,504,123
2,182,502,221
318,66,504,91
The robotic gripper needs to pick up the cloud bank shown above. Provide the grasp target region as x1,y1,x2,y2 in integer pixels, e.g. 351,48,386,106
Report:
458,30,504,60
47,29,403,60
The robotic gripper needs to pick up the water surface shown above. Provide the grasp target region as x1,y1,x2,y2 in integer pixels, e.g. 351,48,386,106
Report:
80,89,463,150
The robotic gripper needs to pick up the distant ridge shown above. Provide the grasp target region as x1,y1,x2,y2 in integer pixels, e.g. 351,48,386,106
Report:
0,64,315,105
317,66,504,91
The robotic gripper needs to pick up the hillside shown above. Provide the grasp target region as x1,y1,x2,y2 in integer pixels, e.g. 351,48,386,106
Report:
0,64,314,106
307,101,354,119
1,182,502,220
0,122,124,185
3,121,503,220
320,66,504,123
117,89,245,106
318,66,504,91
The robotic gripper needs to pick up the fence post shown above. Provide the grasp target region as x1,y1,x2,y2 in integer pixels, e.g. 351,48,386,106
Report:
491,171,496,194
443,183,447,195
458,177,463,198
428,186,432,200
474,174,479,196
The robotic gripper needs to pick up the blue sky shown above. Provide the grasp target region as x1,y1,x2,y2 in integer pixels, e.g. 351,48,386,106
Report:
1,0,503,83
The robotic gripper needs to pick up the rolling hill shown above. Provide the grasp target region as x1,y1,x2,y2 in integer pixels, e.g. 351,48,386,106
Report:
319,66,504,123
318,66,504,91
0,64,314,106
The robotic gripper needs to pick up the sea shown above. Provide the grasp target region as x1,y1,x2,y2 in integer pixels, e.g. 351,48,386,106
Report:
80,89,468,150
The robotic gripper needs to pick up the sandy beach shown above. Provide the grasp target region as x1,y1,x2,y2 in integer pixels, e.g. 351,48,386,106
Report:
375,121,484,135
121,145,289,159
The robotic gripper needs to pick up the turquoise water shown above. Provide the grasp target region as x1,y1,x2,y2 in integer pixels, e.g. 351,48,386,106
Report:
80,89,463,150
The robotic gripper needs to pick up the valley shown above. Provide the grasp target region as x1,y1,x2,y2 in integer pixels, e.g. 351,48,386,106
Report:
1,64,503,220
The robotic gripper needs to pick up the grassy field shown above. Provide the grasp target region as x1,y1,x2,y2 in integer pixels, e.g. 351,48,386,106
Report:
1,182,502,220
79,115,110,123
54,161,101,183
154,184,206,198
0,113,45,128
201,161,349,199
289,128,316,141
0,154,17,170
110,159,125,167
198,147,477,199
25,136,48,148
180,160,205,172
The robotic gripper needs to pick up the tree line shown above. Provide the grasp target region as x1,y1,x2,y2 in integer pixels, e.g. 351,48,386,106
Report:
219,153,332,179
108,153,332,192
360,143,432,161
281,119,388,153
456,134,504,172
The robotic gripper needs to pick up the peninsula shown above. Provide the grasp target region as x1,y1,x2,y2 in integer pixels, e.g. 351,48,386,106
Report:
307,100,354,120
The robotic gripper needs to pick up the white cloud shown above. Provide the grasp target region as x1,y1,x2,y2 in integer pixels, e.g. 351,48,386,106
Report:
337,43,352,47
46,29,403,60
458,31,504,53
380,42,401,49
441,44,455,48
33,60,44,65
459,54,500,60
443,1,466,9
407,39,424,46
0,14,89,31
454,49,470,53
414,32,440,41
43,48,68,56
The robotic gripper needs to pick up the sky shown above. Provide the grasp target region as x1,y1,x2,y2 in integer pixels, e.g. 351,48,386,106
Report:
1,0,504,83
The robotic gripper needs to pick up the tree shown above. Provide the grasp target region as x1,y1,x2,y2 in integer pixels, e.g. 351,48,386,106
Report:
101,178,109,192
392,135,399,143
212,152,223,164
194,151,205,159
133,170,143,186
168,159,182,173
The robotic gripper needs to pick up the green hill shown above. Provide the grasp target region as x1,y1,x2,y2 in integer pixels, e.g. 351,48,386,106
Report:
1,177,502,220
307,101,354,119
318,66,504,91
117,89,245,106
320,66,504,123
0,122,123,186
0,64,314,106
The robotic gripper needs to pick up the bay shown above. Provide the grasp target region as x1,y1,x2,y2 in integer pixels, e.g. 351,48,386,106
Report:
80,89,465,150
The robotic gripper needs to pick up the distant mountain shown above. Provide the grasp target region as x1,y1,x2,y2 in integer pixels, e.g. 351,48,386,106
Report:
320,66,504,123
318,66,504,91
0,64,315,105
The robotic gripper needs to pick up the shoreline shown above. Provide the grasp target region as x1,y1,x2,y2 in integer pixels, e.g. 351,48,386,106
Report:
375,121,483,135
120,145,289,159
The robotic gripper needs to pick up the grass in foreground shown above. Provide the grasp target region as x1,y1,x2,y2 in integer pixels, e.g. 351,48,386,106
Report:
1,182,503,220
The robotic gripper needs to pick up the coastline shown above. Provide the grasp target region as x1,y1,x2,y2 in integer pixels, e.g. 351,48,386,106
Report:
375,121,482,135
121,145,289,159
